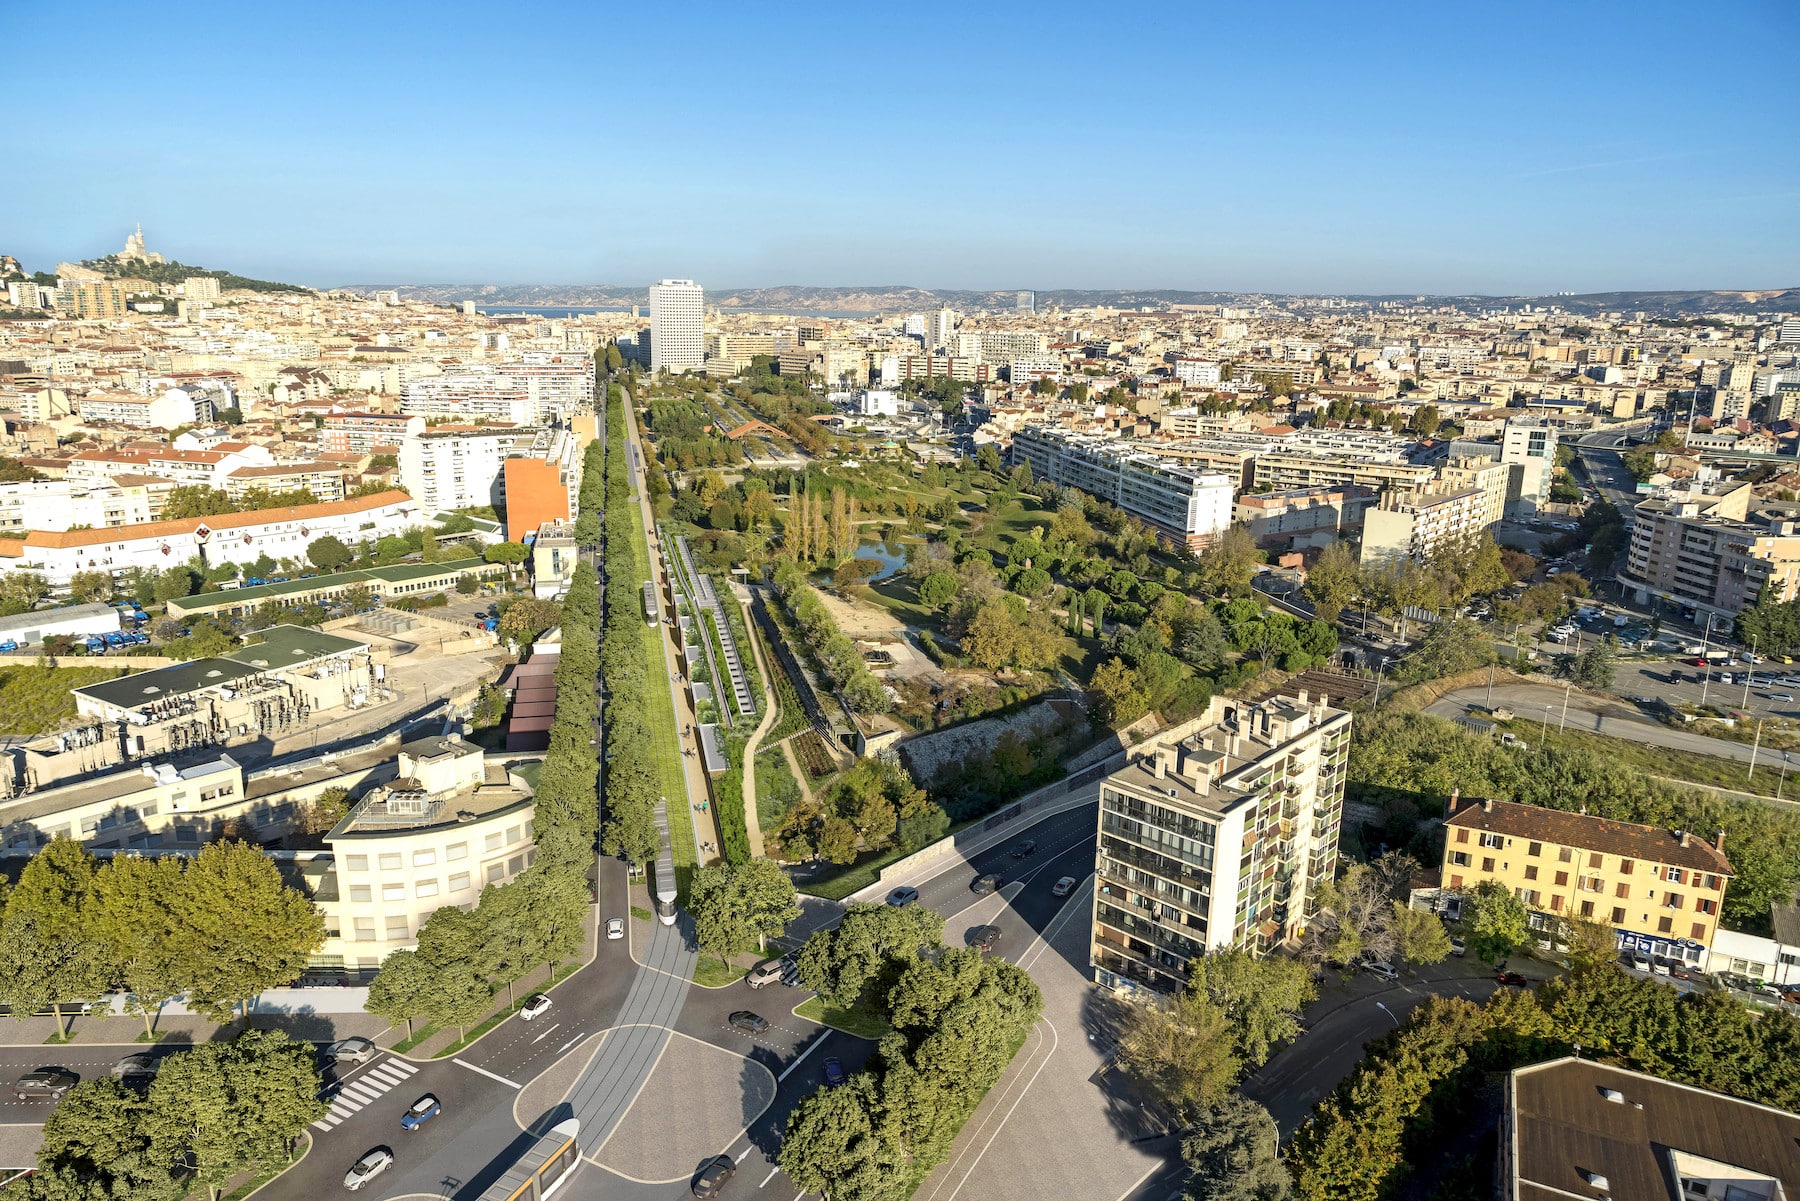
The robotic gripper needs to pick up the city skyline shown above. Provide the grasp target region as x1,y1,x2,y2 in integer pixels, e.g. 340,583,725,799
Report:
4,0,1797,295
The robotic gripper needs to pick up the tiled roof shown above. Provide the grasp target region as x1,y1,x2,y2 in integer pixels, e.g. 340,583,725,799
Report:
16,490,412,549
1447,797,1731,874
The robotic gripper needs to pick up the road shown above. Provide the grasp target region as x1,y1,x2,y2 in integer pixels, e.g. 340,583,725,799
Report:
1575,424,1648,520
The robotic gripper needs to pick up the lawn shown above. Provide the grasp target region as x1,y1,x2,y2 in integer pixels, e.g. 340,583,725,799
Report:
0,664,128,737
965,493,1053,559
694,955,748,988
1495,717,1794,796
622,499,698,884
754,747,804,836
796,995,893,1040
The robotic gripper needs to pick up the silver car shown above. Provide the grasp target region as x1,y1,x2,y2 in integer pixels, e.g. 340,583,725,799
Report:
325,1037,376,1064
344,1147,393,1192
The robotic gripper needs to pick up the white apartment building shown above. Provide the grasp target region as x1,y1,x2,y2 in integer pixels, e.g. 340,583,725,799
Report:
1173,357,1223,386
183,276,221,301
1011,427,1234,550
399,426,521,513
649,279,704,374
401,353,592,425
1499,416,1558,512
1010,356,1062,388
953,330,1049,363
0,480,152,533
76,387,210,430
902,314,928,339
1092,690,1352,993
1358,485,1490,568
66,444,277,491
930,307,957,350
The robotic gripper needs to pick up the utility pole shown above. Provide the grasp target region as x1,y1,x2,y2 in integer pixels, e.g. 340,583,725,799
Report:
1486,659,1496,709
1742,637,1759,710
1560,679,1573,732
1749,713,1764,784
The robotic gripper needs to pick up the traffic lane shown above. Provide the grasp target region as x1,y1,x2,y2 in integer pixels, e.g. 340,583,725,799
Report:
674,977,823,1076
907,802,1099,927
727,1025,880,1197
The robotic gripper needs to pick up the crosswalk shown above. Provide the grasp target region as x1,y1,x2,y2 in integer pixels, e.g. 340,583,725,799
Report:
312,1057,420,1132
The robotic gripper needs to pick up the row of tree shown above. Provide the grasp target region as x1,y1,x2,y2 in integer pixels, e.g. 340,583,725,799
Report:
770,757,948,865
778,904,1044,1200
769,558,890,714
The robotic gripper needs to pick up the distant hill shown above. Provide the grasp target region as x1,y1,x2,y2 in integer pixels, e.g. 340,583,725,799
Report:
84,255,313,295
338,281,1800,317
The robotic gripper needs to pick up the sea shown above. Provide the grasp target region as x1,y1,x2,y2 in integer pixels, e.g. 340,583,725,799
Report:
476,304,886,319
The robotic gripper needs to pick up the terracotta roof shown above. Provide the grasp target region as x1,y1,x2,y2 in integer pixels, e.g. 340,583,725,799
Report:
1446,797,1731,874
16,490,412,549
226,462,342,479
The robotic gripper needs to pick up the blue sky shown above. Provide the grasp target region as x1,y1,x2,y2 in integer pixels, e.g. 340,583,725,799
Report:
3,0,1796,295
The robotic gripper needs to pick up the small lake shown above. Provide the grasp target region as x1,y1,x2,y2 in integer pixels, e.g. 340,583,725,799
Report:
811,539,913,582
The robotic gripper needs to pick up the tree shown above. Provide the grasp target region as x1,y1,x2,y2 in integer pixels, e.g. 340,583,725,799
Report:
485,541,531,575
0,569,50,611
1187,949,1316,1068
1181,1095,1291,1201
364,948,434,1037
1571,638,1617,689
33,1077,180,1201
374,535,411,564
778,1079,890,1201
89,855,186,1040
498,597,561,644
305,535,352,573
0,913,112,1040
160,486,236,520
169,841,325,1022
150,565,200,604
917,571,959,609
1197,525,1258,596
143,1031,325,1201
1391,902,1453,966
1116,987,1241,1124
962,598,1020,670
1461,880,1529,961
1397,617,1496,684
795,902,943,1008
690,859,803,959
1301,541,1360,624
1087,657,1149,727
67,571,112,604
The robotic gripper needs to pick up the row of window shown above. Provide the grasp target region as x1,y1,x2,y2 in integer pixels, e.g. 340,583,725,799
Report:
346,855,529,935
341,826,523,872
1455,828,1723,889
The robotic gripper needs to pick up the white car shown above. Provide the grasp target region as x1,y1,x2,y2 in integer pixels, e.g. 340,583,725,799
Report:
344,1147,393,1192
519,993,552,1021
606,917,625,940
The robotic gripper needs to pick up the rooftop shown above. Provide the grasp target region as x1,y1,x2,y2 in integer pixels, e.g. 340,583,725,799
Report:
1446,796,1732,874
165,554,484,612
73,657,261,712
222,624,367,668
0,755,239,827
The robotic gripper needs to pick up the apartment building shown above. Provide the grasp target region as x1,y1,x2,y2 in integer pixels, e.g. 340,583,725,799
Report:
399,425,519,513
1234,486,1376,551
1091,692,1351,994
323,734,535,966
56,280,128,321
930,307,957,350
649,280,704,374
66,444,276,490
1439,794,1731,967
75,387,211,430
1435,454,1511,530
1173,358,1223,386
0,480,152,533
879,354,991,384
1622,475,1800,619
1011,427,1234,550
223,462,348,504
703,331,778,370
500,427,581,542
320,412,423,455
402,353,592,425
1248,431,1437,494
953,330,1049,363
531,520,577,598
1359,486,1490,567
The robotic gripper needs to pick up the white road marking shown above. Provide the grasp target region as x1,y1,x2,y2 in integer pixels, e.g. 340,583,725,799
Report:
775,1034,828,1084
453,1058,521,1088
761,1167,780,1187
736,1147,755,1163
556,1032,585,1054
531,1022,560,1043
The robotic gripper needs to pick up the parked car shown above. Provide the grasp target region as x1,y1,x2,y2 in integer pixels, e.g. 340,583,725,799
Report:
1449,937,1467,958
1050,876,1077,898
400,1094,441,1131
729,1010,768,1034
1495,971,1530,987
1361,959,1399,981
343,1147,394,1192
886,886,920,907
12,1068,76,1101
746,958,786,990
971,874,1001,895
1768,693,1796,703
692,1154,736,1199
970,925,1002,951
325,1037,376,1064
519,994,552,1021
606,917,625,940
822,1056,847,1088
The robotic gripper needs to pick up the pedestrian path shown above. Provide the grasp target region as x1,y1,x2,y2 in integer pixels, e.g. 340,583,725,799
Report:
311,1056,421,1131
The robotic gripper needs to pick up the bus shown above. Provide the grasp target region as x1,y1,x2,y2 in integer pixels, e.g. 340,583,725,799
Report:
642,581,659,626
476,1117,581,1201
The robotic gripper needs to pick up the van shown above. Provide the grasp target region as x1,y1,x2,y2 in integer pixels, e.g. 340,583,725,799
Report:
1361,959,1399,982
746,958,786,990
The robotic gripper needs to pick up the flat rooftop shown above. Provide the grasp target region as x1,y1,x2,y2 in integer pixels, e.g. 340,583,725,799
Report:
0,602,117,636
74,657,260,711
223,624,367,668
0,756,238,827
165,555,485,612
334,778,531,836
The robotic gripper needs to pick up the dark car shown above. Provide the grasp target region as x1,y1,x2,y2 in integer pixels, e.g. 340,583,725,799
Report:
886,886,920,907
728,1010,768,1034
970,925,1002,950
692,1153,736,1198
971,874,1001,895
400,1093,440,1131
110,1054,158,1085
822,1056,847,1088
1010,840,1038,859
1495,971,1529,987
12,1068,76,1101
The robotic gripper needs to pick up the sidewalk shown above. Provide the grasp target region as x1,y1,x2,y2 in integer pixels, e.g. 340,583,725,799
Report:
735,585,779,858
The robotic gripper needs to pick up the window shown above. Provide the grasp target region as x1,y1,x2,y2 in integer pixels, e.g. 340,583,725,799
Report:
1704,873,1721,890
508,854,524,875
1664,893,1684,910
447,842,468,861
1554,871,1569,887
1455,828,1469,844
1524,865,1538,881
486,863,505,884
1479,832,1503,849
346,854,368,871
349,885,371,903
1620,859,1634,876
506,825,522,845
1450,852,1470,867
1580,900,1595,918
1692,922,1708,941
1657,916,1674,934
1550,895,1564,912
385,917,409,939
1527,841,1542,857
1697,898,1717,916
413,850,436,867
1611,907,1625,924
1521,889,1541,906
382,883,404,902
1559,847,1573,863
416,880,439,898
354,918,376,941
1667,867,1685,885
1482,857,1495,873
449,872,471,893
379,853,402,870
1589,852,1603,869
485,832,503,852
1616,882,1630,898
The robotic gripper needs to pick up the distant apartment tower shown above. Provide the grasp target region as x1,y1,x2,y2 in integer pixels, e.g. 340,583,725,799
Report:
1779,317,1800,344
321,412,424,456
902,314,928,340
1010,427,1233,551
1358,485,1492,568
930,307,957,350
1016,290,1035,313
183,276,221,301
649,279,704,374
1091,690,1352,993
1622,475,1800,620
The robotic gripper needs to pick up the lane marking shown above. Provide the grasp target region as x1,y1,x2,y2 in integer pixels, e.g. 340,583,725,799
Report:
761,1166,781,1187
556,1032,585,1054
776,1033,828,1084
532,1022,560,1043
737,1147,755,1163
453,1058,521,1088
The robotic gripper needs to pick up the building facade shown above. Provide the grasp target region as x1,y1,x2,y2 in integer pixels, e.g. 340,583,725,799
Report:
1622,476,1800,619
1011,427,1234,550
320,412,423,456
399,426,518,514
1091,691,1352,995
649,279,704,374
1359,485,1491,567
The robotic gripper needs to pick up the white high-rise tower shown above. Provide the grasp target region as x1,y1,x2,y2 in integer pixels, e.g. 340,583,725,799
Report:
648,279,704,374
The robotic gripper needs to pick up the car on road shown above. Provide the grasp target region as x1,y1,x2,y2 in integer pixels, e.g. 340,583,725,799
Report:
343,1147,394,1191
12,1068,76,1101
971,873,1001,895
886,886,920,907
746,958,787,989
970,925,1002,950
729,1010,769,1034
1361,959,1399,981
1768,693,1795,703
324,1038,376,1064
1495,971,1530,987
1050,876,1077,898
822,1056,847,1088
1449,937,1466,958
111,1054,157,1084
1010,839,1037,858
606,917,625,940
400,1094,441,1131
519,993,552,1021
692,1154,737,1198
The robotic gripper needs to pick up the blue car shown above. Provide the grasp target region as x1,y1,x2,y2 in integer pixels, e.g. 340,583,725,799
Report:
822,1057,846,1088
400,1093,440,1131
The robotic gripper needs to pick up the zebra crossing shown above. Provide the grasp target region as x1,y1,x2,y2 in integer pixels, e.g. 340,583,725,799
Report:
312,1056,420,1132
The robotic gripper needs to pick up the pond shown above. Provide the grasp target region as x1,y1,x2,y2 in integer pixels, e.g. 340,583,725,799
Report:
811,539,913,583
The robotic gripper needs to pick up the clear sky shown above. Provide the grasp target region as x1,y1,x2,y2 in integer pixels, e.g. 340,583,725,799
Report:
3,0,1796,295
